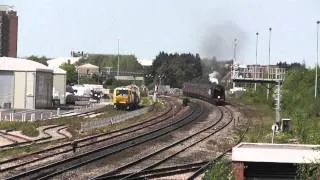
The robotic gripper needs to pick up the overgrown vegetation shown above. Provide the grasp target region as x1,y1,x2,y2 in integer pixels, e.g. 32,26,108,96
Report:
231,63,320,178
203,158,234,180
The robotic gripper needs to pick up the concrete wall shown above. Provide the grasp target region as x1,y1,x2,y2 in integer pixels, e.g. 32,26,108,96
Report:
0,71,14,108
14,71,26,109
25,72,35,109
53,74,66,104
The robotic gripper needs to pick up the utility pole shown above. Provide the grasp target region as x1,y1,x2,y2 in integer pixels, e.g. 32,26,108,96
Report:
233,38,237,89
255,32,259,91
117,38,120,80
315,21,320,99
267,27,272,100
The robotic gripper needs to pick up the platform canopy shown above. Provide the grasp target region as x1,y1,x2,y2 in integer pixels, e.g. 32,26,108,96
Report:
232,142,320,164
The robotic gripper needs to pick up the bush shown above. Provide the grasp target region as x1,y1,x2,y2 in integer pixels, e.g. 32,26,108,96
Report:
21,124,39,137
183,98,189,106
203,159,234,180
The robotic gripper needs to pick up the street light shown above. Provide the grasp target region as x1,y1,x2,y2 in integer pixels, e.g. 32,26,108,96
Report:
255,32,259,91
117,38,120,79
267,27,272,100
233,38,237,89
315,21,320,99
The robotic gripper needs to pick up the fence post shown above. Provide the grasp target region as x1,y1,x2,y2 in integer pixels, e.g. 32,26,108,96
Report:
0,111,2,121
31,113,35,122
57,108,60,117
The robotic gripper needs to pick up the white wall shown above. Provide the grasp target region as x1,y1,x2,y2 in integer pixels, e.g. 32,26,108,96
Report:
53,74,66,104
0,71,14,109
14,72,26,109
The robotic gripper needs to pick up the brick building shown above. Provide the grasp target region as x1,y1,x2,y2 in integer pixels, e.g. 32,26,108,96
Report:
0,5,18,57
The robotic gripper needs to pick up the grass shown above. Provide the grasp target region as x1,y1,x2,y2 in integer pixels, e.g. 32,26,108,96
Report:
232,98,294,144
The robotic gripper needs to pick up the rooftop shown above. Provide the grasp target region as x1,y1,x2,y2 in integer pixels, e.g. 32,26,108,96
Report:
232,142,320,164
0,57,52,72
78,63,99,69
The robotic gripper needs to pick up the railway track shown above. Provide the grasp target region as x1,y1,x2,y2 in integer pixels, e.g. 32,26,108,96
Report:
1,97,183,179
4,99,196,179
185,102,251,180
92,105,233,180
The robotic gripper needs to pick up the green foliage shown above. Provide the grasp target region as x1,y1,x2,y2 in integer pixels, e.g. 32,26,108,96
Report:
21,124,39,137
203,159,234,180
27,55,49,66
76,54,143,72
147,52,202,88
140,97,152,105
237,84,273,108
59,61,78,84
281,68,320,143
182,98,189,106
297,161,320,180
0,121,39,137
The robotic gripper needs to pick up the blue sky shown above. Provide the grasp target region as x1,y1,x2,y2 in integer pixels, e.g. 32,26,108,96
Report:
3,0,320,66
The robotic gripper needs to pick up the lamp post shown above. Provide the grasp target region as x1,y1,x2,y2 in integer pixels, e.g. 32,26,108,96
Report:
267,27,272,100
117,38,120,80
255,32,259,91
233,38,237,89
315,21,320,99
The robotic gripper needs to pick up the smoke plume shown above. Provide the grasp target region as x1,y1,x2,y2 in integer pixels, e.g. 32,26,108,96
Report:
201,22,248,61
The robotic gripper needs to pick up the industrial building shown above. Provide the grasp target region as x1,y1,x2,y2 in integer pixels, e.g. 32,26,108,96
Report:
0,57,53,109
0,5,18,57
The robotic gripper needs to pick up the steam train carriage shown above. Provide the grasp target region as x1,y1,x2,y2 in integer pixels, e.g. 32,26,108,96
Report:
182,83,225,105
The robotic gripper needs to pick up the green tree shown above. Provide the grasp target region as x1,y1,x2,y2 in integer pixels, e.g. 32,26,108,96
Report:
27,55,49,65
203,159,234,180
60,61,77,84
76,54,144,72
148,52,203,88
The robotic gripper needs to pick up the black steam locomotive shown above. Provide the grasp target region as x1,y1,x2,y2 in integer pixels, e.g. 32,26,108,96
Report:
182,82,225,105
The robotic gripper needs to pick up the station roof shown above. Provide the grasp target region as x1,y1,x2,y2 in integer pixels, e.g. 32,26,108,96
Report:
232,142,320,164
78,63,99,69
0,57,52,72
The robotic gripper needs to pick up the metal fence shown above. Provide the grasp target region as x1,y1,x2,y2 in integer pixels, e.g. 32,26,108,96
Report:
80,106,150,132
0,104,104,122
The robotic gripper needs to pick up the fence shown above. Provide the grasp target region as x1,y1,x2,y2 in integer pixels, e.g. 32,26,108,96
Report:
0,103,104,122
80,106,150,132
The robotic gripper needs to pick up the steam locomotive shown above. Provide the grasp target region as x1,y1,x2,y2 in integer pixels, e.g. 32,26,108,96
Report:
182,82,225,105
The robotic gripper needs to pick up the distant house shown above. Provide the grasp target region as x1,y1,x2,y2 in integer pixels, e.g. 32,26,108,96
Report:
77,63,99,76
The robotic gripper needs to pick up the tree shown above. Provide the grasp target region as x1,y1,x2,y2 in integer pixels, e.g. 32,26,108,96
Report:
147,52,203,88
60,60,78,84
27,55,49,66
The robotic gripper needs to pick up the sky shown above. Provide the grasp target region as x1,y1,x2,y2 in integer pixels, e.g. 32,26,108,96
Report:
3,0,320,67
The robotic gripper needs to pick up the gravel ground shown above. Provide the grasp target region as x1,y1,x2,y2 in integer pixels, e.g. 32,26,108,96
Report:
55,100,219,179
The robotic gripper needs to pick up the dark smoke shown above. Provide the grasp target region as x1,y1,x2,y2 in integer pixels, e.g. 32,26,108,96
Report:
201,22,248,60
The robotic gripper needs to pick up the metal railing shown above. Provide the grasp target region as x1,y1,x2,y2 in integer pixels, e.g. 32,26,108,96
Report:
0,104,103,122
231,66,285,82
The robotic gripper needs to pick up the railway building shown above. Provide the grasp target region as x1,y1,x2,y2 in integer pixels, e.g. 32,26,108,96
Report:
0,57,53,109
232,142,320,179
